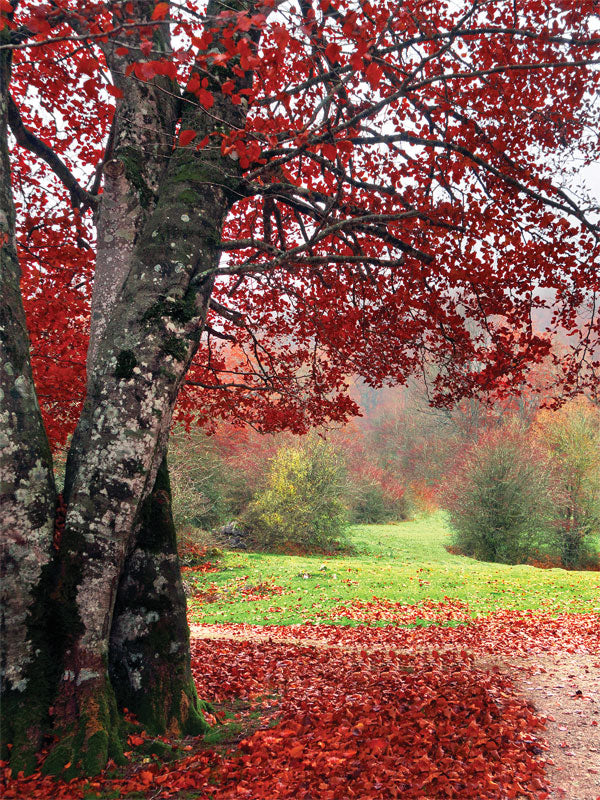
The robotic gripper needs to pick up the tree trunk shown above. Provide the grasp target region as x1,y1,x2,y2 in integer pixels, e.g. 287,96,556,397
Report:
109,457,208,736
0,40,57,775
3,0,251,776
44,105,239,771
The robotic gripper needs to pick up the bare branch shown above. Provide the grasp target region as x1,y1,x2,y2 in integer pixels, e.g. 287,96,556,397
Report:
8,95,98,211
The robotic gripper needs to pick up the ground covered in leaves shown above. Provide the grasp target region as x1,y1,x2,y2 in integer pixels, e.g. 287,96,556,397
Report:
4,519,599,799
3,605,599,800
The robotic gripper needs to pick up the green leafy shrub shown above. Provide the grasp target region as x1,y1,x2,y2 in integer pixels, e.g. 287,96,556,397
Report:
348,479,412,523
243,437,348,552
443,425,553,564
535,398,600,569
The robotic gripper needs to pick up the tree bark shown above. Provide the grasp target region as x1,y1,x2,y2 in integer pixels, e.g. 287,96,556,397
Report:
3,0,254,776
0,37,57,775
45,89,243,772
109,457,208,736
50,29,212,773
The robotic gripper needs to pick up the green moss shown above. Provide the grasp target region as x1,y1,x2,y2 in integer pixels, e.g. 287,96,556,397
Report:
174,289,197,323
172,161,214,185
202,721,240,746
118,146,155,209
42,740,73,776
82,731,109,776
180,681,211,737
143,289,197,326
161,336,187,362
43,681,124,778
114,349,137,379
1,692,46,775
171,158,240,197
142,299,167,323
177,188,201,205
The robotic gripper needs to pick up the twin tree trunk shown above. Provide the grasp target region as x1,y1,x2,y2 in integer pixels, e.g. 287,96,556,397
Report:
1,3,250,775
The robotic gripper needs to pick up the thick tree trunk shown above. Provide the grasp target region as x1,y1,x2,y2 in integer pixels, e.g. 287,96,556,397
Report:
109,457,208,736
3,0,252,776
45,109,238,771
47,37,212,774
0,42,57,774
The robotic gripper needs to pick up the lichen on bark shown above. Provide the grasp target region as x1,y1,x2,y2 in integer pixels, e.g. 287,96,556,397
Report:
109,457,209,737
3,0,259,776
0,31,57,774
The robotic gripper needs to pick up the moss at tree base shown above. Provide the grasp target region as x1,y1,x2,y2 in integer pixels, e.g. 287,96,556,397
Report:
0,691,47,776
42,677,125,778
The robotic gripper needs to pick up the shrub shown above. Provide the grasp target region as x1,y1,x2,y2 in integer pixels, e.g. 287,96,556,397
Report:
243,437,348,551
535,398,600,569
349,481,391,523
348,479,412,523
443,424,553,564
177,527,223,569
168,425,229,529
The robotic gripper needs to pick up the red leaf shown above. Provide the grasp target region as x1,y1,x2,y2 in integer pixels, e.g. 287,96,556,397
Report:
151,2,169,20
235,14,253,32
325,42,341,64
77,56,98,77
197,88,214,109
365,61,383,88
106,84,124,99
179,129,197,147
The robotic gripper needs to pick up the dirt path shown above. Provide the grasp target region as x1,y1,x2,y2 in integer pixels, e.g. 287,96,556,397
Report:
190,624,600,800
493,652,600,800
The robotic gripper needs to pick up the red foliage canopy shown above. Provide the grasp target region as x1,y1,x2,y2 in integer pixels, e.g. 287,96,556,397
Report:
4,0,600,446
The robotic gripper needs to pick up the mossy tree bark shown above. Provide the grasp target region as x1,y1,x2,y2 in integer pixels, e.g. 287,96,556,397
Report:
0,30,57,775
3,0,258,777
109,457,208,737
46,55,247,776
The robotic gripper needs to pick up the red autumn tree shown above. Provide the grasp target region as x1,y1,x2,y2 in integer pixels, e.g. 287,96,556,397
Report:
1,0,599,778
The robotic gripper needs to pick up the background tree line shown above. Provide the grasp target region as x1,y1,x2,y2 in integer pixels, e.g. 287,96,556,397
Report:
165,381,600,570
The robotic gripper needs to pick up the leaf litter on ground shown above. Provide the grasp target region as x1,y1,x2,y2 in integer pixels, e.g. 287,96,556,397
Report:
4,603,599,800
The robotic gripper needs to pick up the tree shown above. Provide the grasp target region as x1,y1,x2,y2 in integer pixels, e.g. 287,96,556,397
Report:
1,0,600,778
244,436,348,550
535,397,600,568
443,423,553,564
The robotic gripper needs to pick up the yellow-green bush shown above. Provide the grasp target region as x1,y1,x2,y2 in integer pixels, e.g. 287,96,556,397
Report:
243,437,348,552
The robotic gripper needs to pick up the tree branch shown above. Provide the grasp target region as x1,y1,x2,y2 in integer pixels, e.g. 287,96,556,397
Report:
8,95,98,211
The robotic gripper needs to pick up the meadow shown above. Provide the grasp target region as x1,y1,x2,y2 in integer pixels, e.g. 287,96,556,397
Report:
185,514,600,626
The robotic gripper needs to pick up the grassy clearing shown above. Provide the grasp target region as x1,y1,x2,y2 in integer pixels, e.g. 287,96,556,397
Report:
186,513,600,625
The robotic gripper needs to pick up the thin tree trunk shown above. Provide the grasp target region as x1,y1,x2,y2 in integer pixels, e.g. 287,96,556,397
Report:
0,40,57,775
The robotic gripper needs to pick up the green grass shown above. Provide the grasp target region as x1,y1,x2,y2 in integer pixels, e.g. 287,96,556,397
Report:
186,514,600,625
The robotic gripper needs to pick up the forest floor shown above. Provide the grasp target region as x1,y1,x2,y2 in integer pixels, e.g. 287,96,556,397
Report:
4,516,599,799
183,514,600,799
189,623,600,800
